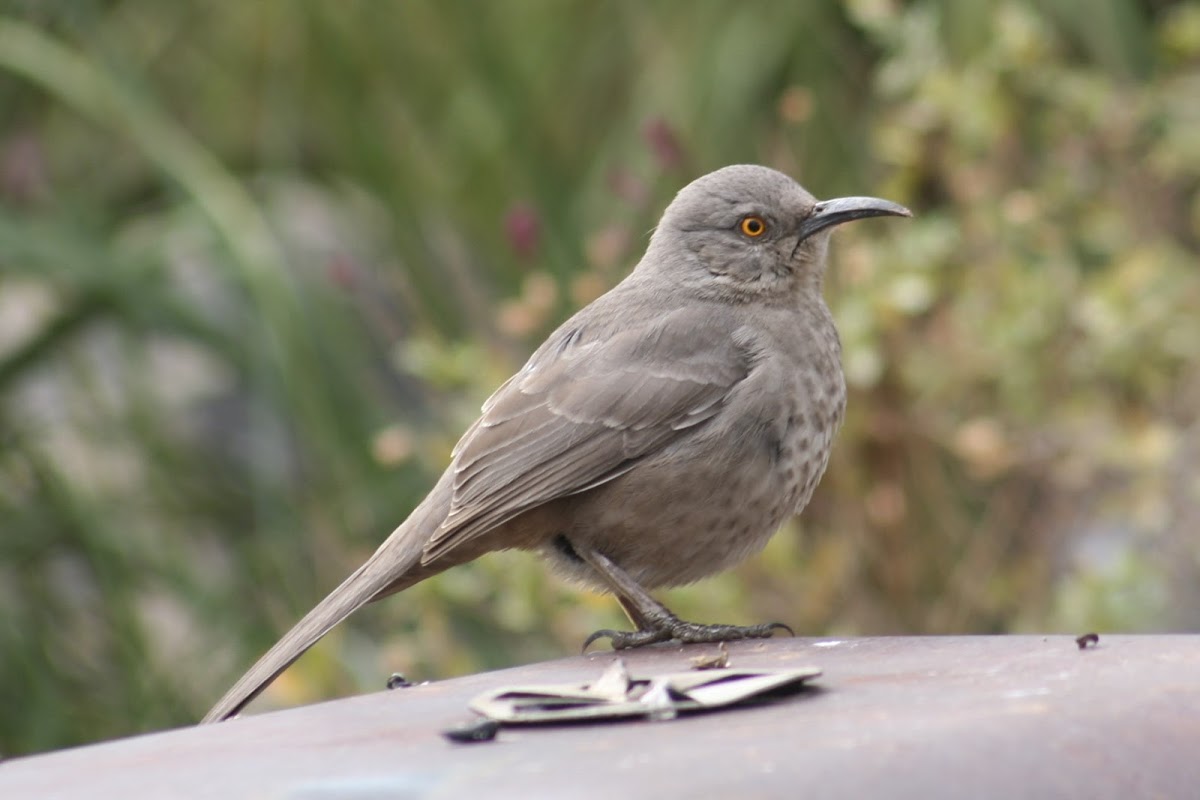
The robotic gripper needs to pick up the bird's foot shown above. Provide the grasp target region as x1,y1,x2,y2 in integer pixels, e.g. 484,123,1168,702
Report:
583,616,792,651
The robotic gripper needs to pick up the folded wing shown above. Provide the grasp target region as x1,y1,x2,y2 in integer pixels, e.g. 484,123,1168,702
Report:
422,308,754,563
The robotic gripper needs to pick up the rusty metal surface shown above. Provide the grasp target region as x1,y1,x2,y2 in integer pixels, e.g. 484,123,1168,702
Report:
3,635,1198,799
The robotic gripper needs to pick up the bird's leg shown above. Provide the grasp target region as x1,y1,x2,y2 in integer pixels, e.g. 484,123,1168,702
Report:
576,545,792,651
616,595,655,631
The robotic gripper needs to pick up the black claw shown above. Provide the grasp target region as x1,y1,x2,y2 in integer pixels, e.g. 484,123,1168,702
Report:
582,629,620,652
768,622,794,638
582,627,672,651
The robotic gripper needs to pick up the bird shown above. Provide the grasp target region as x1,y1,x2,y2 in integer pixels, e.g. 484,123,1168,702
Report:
201,164,910,723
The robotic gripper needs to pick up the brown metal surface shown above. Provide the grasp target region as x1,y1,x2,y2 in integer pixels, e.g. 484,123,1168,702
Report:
3,635,1198,799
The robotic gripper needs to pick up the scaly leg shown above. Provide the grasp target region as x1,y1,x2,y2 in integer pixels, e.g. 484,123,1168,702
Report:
576,544,792,651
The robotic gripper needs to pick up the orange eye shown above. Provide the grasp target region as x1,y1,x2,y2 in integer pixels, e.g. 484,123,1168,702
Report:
739,215,767,237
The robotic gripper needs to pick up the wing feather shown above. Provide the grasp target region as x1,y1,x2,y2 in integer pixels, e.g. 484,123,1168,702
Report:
422,307,754,563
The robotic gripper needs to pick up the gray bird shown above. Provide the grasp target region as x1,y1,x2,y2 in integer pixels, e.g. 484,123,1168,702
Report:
202,164,910,723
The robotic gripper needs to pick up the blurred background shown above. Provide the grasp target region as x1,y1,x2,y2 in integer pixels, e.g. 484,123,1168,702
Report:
1,0,1198,756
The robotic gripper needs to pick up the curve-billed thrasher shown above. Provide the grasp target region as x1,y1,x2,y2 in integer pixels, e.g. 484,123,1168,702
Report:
202,164,910,723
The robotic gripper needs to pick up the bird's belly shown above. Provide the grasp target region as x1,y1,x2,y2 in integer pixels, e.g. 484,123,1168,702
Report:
548,416,833,590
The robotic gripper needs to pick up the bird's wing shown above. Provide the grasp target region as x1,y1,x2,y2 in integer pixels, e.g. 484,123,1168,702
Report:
421,306,754,563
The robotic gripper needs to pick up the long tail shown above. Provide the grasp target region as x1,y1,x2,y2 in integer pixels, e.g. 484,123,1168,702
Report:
200,475,453,723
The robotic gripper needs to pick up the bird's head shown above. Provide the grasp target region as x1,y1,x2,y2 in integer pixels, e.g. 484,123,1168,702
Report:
642,164,911,301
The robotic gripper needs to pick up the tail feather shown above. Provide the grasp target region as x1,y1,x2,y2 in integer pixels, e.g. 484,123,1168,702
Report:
199,555,396,723
201,477,453,723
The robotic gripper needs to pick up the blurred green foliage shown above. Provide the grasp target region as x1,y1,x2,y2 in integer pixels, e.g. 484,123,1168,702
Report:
1,0,1197,756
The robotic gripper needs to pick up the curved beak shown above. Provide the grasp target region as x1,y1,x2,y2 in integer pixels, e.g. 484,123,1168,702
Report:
796,196,912,241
